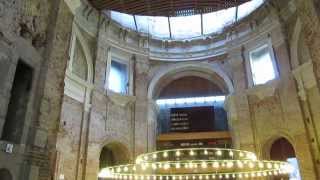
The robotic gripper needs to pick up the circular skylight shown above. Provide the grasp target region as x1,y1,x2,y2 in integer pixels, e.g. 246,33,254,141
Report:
107,0,265,40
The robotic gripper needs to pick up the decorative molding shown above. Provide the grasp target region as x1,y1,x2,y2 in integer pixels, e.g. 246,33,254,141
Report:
292,62,317,101
246,81,278,100
64,70,93,103
107,90,136,107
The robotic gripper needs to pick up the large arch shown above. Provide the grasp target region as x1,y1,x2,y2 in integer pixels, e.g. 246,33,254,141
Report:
73,23,94,84
148,62,234,99
0,169,13,180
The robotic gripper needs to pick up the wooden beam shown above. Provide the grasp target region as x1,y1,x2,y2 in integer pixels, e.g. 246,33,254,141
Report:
157,131,232,141
88,0,250,16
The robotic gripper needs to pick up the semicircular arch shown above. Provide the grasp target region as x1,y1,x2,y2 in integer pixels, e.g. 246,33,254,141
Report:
148,63,234,99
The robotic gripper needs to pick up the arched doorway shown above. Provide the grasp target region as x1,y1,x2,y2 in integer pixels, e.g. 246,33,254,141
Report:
0,169,13,180
99,142,130,179
270,138,301,180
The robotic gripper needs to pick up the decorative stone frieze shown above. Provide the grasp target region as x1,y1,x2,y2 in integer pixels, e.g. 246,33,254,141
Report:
107,91,136,107
246,81,278,100
292,62,317,101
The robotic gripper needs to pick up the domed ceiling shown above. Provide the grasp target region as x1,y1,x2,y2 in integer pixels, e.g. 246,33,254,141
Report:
89,0,266,40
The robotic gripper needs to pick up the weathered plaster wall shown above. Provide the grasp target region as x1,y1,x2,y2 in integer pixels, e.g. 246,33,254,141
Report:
27,0,320,180
0,0,73,180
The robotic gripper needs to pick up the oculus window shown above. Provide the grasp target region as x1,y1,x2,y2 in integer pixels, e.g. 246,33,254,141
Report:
249,44,277,85
108,60,128,94
108,0,265,40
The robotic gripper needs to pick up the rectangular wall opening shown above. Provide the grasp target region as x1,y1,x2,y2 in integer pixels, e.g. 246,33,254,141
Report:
1,60,33,143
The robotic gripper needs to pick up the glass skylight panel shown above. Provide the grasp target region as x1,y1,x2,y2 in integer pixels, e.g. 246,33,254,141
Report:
110,11,136,30
249,45,276,85
203,7,236,35
109,0,265,40
135,16,170,39
170,15,201,39
135,15,150,34
237,0,265,21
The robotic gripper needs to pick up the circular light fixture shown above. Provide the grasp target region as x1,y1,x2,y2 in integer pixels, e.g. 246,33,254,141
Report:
99,148,293,179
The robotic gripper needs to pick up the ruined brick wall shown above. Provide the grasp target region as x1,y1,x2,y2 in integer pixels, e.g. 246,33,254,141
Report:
0,0,73,180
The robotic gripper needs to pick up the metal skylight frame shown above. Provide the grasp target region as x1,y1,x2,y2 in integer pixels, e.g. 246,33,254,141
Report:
109,0,265,40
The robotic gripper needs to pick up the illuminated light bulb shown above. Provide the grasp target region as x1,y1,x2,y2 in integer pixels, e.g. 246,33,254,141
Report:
232,174,236,178
251,172,256,177
248,162,255,168
237,161,244,168
192,176,196,179
244,173,249,178
267,163,272,169
212,174,216,179
249,153,257,160
116,167,121,173
175,163,181,169
124,167,128,172
205,175,209,179
218,175,223,179
136,158,142,164
201,162,207,168
263,172,267,176
226,161,234,168
164,163,170,170
238,174,243,178
189,150,195,156
176,150,181,157
152,153,157,159
216,150,222,156
199,175,203,180
229,151,234,157
204,149,208,155
184,163,189,168
257,172,262,177
212,162,219,168
152,163,157,170
258,162,264,168
163,151,168,158
239,152,244,157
